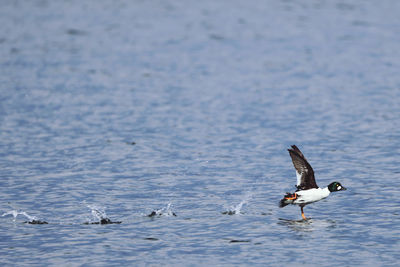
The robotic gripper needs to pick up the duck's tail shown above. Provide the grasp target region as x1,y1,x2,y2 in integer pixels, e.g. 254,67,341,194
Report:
279,198,289,208
279,192,298,208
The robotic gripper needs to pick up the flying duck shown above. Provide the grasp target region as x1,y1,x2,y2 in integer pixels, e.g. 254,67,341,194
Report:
279,145,346,220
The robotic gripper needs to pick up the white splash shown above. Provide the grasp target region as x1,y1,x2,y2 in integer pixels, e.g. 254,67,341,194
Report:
86,204,108,222
163,203,176,217
150,203,176,217
2,210,38,222
231,199,247,214
224,193,252,215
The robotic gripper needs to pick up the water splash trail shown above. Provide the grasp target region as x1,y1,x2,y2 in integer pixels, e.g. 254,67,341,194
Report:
2,210,37,221
87,204,107,221
2,210,48,224
222,193,253,215
147,203,177,217
84,203,121,224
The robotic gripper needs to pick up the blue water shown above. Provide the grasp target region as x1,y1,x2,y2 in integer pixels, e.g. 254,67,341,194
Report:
1,0,399,266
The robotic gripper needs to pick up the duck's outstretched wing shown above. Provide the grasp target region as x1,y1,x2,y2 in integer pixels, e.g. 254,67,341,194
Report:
288,145,318,190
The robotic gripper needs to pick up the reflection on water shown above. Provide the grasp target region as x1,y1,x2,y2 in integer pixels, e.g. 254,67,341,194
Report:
277,218,338,234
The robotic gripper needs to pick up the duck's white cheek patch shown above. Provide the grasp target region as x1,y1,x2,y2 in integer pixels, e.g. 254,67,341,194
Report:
337,186,342,190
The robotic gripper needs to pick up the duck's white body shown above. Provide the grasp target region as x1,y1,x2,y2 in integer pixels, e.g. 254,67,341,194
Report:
293,187,330,205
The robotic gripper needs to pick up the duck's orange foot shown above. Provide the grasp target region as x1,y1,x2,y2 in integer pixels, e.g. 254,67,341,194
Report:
300,206,307,220
284,193,298,200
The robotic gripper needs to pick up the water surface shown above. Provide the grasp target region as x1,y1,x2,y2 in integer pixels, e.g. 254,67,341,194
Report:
0,1,399,266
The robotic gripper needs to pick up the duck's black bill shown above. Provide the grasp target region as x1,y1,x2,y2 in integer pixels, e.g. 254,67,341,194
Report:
340,186,347,191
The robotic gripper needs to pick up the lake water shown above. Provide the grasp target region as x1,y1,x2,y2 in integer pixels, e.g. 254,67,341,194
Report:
0,0,399,266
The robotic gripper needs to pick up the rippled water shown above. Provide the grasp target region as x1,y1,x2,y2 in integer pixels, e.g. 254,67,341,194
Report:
1,0,399,266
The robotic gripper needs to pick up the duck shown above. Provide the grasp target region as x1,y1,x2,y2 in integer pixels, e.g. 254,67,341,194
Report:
279,145,346,220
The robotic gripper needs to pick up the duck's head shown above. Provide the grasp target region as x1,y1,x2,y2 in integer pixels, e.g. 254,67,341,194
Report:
328,182,347,192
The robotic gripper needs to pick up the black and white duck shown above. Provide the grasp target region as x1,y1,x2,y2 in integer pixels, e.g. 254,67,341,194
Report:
279,145,346,220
